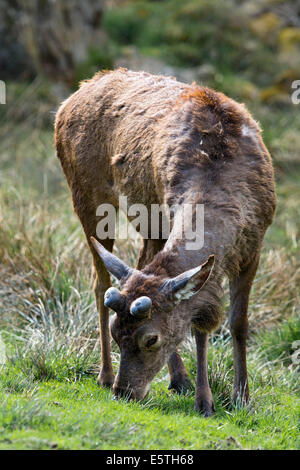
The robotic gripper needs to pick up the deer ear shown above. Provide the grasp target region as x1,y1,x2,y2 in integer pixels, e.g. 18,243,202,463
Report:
162,255,215,302
90,237,133,282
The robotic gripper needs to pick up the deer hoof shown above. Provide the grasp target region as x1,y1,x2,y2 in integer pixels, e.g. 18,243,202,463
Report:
97,370,115,389
168,375,193,394
194,397,215,417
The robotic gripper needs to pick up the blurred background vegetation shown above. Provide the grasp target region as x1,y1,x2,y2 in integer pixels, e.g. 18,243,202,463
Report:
0,0,299,449
1,0,300,163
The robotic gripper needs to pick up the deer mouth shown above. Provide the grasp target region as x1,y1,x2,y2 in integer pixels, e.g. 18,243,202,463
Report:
112,384,150,402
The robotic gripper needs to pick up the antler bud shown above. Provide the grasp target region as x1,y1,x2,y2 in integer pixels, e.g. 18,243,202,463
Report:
104,287,125,312
130,296,152,319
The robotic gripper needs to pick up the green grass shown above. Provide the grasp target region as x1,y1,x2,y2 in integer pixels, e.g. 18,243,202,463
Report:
0,315,299,450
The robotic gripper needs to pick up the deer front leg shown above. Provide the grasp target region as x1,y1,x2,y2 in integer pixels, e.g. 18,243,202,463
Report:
167,350,193,394
194,330,215,417
229,298,249,405
229,255,260,405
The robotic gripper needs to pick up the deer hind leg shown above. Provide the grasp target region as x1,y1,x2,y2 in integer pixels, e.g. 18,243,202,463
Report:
92,243,115,387
167,351,193,394
72,189,115,388
229,254,260,405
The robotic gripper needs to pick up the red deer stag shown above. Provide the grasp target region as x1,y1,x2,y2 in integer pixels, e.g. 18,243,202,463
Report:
55,69,276,416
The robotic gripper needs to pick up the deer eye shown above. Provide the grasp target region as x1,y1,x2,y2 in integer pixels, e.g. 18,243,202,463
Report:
146,336,158,348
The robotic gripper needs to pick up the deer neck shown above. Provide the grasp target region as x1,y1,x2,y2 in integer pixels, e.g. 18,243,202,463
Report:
143,200,219,278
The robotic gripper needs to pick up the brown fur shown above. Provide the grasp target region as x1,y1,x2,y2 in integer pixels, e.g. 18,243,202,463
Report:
55,68,276,414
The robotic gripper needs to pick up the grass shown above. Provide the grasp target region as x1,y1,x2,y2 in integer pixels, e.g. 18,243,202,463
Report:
0,315,299,450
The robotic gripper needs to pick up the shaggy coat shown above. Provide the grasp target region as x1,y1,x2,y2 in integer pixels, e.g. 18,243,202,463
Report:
55,69,276,413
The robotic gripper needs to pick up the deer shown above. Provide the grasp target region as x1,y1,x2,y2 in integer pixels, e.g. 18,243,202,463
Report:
55,68,276,416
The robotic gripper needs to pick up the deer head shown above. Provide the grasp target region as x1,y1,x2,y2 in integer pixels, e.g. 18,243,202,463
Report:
91,237,214,401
